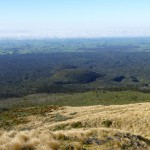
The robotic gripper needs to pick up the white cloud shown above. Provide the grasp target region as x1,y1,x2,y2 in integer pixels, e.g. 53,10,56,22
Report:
0,27,150,39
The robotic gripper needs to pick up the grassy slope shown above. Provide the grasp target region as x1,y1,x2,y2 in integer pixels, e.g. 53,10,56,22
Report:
1,91,150,149
0,103,150,150
1,91,150,109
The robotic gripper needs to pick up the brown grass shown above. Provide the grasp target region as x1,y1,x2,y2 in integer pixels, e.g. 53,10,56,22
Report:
0,103,150,149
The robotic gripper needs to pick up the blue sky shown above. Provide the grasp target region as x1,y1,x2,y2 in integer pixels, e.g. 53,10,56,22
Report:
0,0,150,38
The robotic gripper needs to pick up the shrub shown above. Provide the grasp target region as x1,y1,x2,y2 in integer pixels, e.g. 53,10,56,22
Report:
53,124,67,131
54,113,71,122
102,120,112,127
71,122,83,128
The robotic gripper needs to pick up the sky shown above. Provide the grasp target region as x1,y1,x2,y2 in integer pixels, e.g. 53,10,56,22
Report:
0,0,150,38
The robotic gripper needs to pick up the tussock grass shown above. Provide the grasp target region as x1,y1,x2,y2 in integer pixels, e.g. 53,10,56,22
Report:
0,128,149,150
0,102,150,149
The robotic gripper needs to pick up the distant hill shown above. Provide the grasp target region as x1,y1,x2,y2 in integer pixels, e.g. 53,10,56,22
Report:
52,68,101,84
51,64,77,74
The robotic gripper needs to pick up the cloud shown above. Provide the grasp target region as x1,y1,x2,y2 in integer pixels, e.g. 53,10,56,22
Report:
0,28,150,39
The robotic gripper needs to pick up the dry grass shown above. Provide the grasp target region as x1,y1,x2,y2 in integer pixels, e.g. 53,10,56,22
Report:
0,103,150,149
0,128,149,150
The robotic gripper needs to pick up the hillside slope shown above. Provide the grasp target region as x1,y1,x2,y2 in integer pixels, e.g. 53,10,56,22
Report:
0,103,150,150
